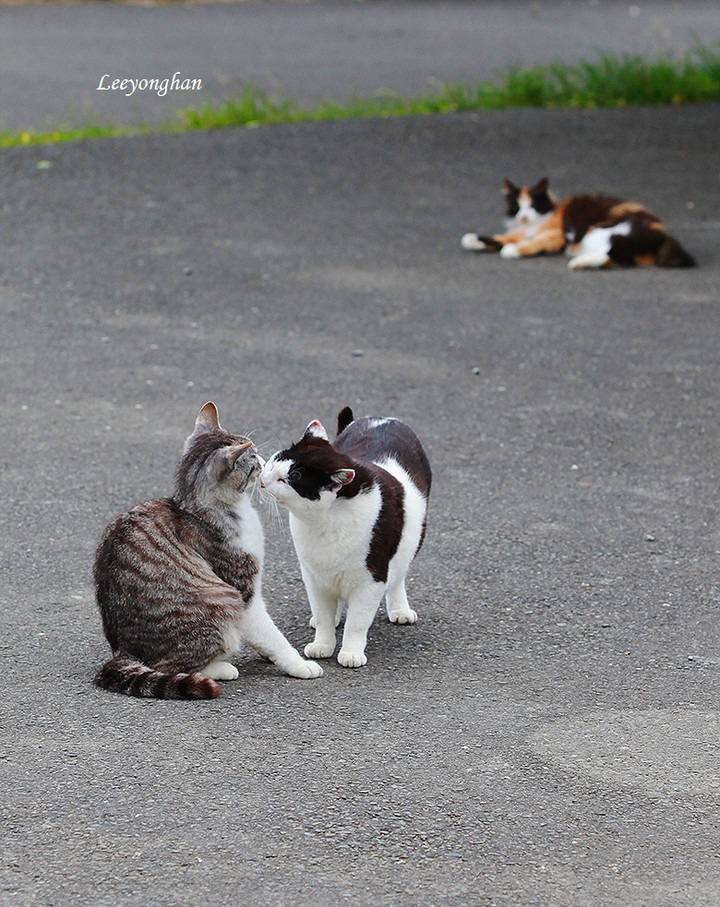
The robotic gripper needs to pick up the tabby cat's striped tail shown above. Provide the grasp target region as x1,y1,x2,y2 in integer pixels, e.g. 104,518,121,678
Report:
95,654,221,700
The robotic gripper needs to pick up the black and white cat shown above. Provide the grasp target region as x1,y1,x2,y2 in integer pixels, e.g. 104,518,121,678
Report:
260,407,431,668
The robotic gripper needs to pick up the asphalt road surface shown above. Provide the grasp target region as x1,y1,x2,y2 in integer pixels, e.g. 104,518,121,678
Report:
2,104,720,905
1,0,719,129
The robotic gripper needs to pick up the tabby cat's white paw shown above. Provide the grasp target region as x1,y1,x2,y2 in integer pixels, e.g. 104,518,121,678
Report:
500,243,519,259
202,660,239,681
461,233,486,251
308,614,316,628
287,659,323,679
337,648,367,668
388,608,418,625
304,641,335,659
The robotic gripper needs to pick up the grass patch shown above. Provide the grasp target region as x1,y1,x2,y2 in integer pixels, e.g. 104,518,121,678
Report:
3,46,719,148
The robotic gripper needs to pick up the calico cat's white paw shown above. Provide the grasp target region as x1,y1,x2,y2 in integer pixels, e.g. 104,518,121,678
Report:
287,659,323,679
304,641,335,659
568,253,609,271
202,660,239,681
337,648,367,668
500,243,520,259
461,233,486,251
387,608,418,625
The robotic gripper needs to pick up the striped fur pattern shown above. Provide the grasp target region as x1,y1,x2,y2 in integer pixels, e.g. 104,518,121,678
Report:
260,408,431,669
461,177,695,270
93,402,323,700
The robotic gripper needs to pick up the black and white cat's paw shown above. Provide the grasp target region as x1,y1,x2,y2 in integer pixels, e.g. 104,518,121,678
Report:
500,243,520,259
461,232,488,251
304,640,335,659
286,658,324,679
202,660,240,681
387,608,418,625
337,647,367,668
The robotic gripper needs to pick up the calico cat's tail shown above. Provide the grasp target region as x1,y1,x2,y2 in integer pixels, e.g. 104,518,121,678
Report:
337,406,354,435
95,654,221,700
656,235,696,268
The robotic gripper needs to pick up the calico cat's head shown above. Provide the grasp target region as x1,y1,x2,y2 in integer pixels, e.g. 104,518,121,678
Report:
175,402,262,507
503,177,555,225
260,420,357,516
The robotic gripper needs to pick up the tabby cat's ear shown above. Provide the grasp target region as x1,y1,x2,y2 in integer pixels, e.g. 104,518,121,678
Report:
304,419,329,441
185,401,222,451
503,178,519,195
195,401,222,433
532,177,549,193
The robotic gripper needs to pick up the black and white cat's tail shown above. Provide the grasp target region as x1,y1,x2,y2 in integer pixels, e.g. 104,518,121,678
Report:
337,406,354,435
95,654,221,700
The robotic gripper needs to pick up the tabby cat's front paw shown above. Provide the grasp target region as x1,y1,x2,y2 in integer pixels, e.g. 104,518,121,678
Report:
500,243,520,259
287,659,324,679
201,660,239,681
337,648,367,668
304,641,335,659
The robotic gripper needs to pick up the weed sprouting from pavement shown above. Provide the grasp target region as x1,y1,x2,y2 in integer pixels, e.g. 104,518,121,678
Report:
2,46,719,148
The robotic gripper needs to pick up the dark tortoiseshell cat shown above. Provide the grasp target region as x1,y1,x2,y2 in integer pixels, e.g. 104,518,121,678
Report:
461,177,695,270
94,402,322,700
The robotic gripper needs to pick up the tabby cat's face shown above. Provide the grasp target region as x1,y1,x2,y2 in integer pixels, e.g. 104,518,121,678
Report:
178,431,261,502
176,402,263,506
503,177,555,225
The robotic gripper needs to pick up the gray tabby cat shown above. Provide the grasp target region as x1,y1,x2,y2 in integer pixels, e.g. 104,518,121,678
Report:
94,402,322,699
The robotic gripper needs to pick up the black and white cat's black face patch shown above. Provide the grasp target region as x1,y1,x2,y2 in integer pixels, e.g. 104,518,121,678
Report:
260,425,357,510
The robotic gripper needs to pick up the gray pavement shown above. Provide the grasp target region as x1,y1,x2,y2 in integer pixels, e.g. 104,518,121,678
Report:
1,0,719,129
2,103,720,905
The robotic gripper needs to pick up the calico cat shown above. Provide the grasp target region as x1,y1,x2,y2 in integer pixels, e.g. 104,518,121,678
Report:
260,407,431,668
94,402,322,699
461,177,695,270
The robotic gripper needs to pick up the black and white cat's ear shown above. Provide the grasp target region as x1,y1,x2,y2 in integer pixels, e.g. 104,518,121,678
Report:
304,419,329,441
503,178,519,195
331,468,355,488
185,401,222,451
531,177,549,193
